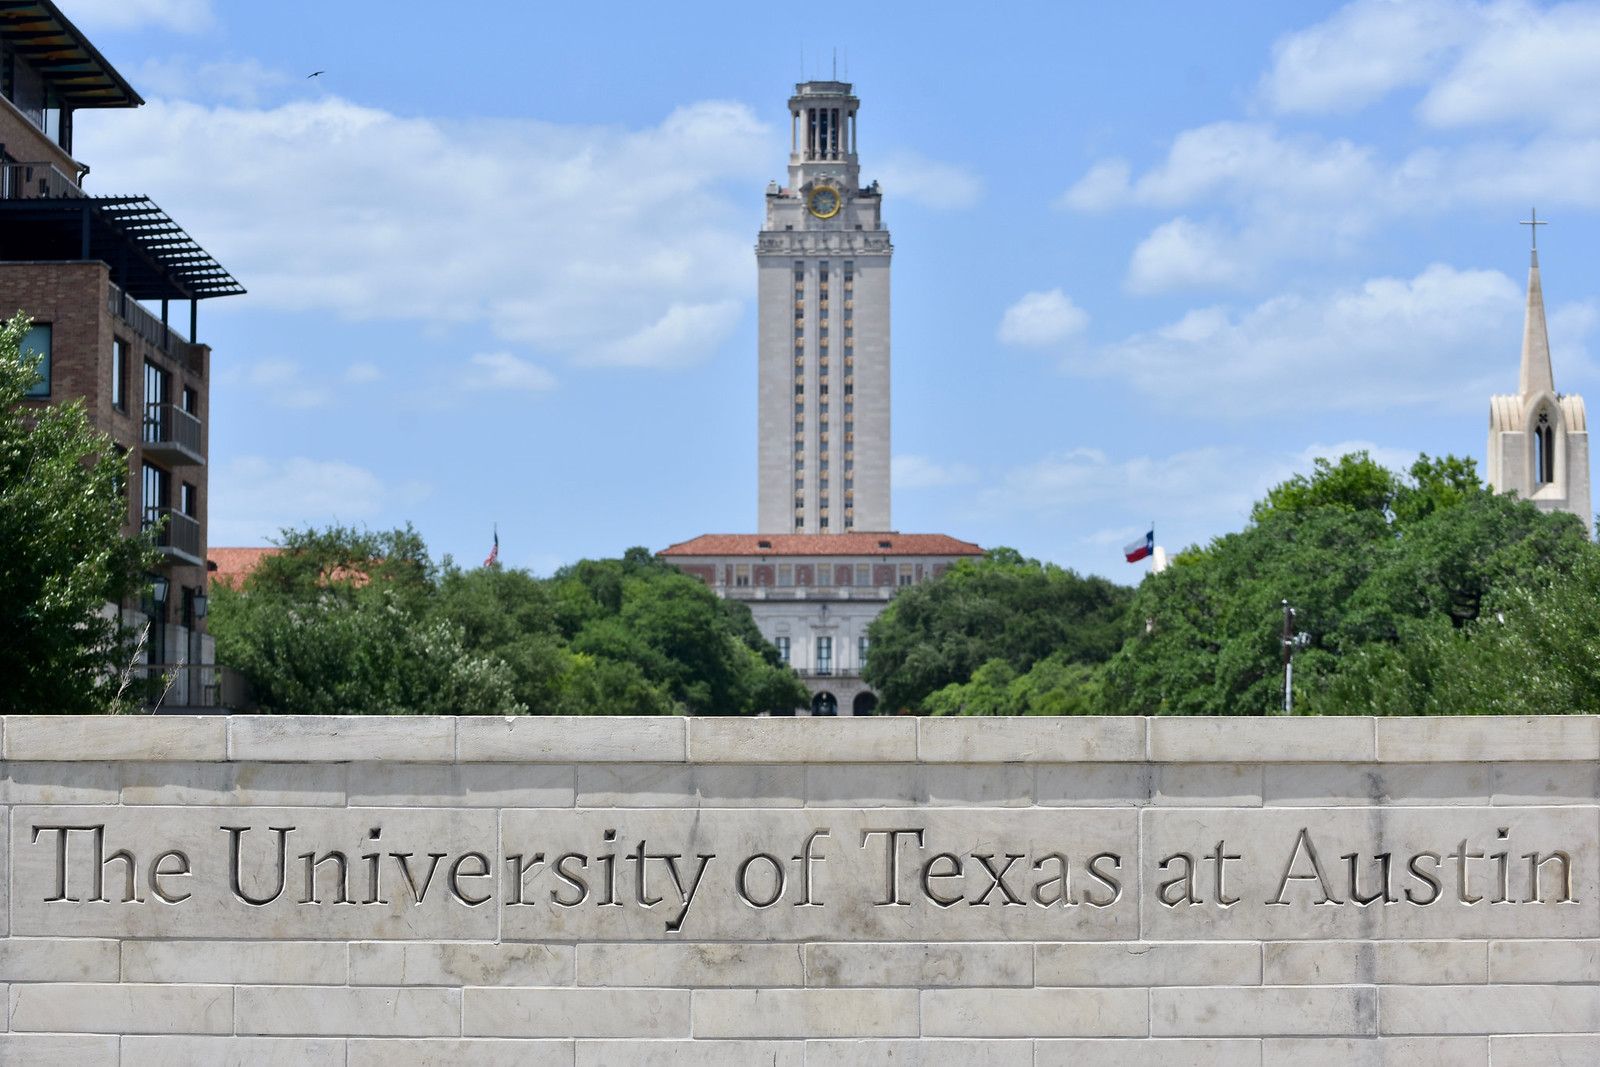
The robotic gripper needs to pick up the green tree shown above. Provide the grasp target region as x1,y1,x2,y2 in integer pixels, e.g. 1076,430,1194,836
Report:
922,653,1103,716
863,548,1134,712
0,314,156,712
1102,451,1595,715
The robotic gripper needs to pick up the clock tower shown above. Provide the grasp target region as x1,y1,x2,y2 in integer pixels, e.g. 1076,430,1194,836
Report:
756,80,892,534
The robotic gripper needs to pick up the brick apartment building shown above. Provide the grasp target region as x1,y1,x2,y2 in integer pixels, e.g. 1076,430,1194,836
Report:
1,2,244,705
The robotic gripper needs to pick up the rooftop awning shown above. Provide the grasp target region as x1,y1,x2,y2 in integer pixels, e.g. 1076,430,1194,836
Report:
0,195,244,300
0,1,142,109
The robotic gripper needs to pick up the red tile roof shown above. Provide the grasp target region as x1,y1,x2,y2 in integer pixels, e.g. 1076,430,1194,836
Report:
208,546,280,587
658,532,984,558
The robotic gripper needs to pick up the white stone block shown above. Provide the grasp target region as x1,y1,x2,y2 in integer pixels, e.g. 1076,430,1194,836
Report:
1489,939,1600,983
1376,716,1600,763
1155,764,1263,806
1035,941,1261,986
458,716,686,762
921,988,1147,1037
1149,718,1374,763
236,985,460,1037
1264,940,1486,985
576,942,802,987
0,1035,119,1066
919,764,1033,807
1380,984,1600,1033
918,717,1144,763
689,718,916,763
0,937,119,981
120,1036,346,1067
578,1040,802,1066
1262,763,1489,806
1492,763,1600,806
1035,763,1152,806
4,716,226,761
122,940,347,984
1036,1038,1261,1067
692,988,918,1038
806,764,919,806
464,987,690,1038
352,941,571,986
1262,1037,1488,1066
806,942,1031,987
1151,986,1377,1036
8,982,232,1034
120,761,347,806
809,1039,1033,1065
348,1039,574,1066
577,764,806,808
1490,1035,1600,1065
347,762,574,807
230,716,455,762
1,761,123,804
1140,807,1599,941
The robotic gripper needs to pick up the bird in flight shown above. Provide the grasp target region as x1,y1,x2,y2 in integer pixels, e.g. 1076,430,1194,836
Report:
307,71,325,78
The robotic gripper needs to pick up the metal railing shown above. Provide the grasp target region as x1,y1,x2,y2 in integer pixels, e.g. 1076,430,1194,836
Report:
143,506,202,562
0,160,82,200
143,401,203,459
107,283,200,371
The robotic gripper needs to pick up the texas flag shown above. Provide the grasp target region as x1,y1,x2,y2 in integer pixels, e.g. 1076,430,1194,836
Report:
483,527,499,568
1124,528,1154,563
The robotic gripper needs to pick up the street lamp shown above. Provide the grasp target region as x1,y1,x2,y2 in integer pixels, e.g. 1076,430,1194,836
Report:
150,575,169,608
1280,600,1310,715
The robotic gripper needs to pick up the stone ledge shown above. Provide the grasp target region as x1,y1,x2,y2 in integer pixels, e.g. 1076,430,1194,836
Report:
2,715,1595,764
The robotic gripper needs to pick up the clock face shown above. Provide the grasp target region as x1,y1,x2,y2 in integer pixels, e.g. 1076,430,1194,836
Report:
809,186,841,219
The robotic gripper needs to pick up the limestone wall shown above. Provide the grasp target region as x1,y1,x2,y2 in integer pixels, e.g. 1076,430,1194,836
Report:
2,714,1598,1064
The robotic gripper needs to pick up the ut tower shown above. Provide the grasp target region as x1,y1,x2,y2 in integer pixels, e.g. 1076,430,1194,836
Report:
756,80,892,535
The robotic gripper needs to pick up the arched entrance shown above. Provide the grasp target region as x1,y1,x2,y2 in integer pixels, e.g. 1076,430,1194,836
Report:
811,691,838,716
852,692,879,716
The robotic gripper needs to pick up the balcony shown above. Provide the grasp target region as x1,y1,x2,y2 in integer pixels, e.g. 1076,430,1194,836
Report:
142,403,204,466
108,283,205,372
144,506,203,566
0,161,82,201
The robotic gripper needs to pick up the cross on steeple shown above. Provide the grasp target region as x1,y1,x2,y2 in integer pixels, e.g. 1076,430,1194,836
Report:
1522,206,1547,252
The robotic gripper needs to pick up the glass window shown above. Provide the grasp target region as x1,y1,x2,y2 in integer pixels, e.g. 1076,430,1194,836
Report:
735,564,750,588
180,481,198,517
19,323,51,397
141,461,169,527
856,563,870,586
816,637,832,676
181,386,197,414
898,563,913,587
816,562,831,586
778,564,793,587
112,339,129,410
858,636,869,669
775,636,790,664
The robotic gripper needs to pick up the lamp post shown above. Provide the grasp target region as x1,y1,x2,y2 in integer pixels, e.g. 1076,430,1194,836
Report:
1280,600,1310,715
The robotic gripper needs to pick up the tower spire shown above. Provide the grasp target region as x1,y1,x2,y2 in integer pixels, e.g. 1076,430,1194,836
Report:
1519,208,1554,397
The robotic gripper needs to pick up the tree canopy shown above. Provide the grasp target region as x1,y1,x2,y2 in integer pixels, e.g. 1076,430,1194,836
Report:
211,530,806,716
862,547,1134,713
0,314,155,712
1101,452,1594,715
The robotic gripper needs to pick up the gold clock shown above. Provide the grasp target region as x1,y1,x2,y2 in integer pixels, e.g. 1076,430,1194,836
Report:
808,186,841,219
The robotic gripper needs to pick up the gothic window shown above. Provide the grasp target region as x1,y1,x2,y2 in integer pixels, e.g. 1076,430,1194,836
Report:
1536,409,1555,485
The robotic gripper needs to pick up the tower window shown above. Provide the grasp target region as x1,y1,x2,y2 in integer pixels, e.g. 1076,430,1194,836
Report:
1536,410,1556,485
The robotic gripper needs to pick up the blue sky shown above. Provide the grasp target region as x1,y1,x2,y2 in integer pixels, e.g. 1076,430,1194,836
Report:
62,0,1600,579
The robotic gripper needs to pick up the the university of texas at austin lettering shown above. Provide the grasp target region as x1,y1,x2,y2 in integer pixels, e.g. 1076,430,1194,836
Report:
24,820,1578,933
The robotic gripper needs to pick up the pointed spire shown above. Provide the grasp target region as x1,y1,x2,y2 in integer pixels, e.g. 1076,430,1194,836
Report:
1519,209,1554,397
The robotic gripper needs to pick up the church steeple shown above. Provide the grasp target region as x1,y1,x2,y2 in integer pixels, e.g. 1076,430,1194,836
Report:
1519,208,1554,397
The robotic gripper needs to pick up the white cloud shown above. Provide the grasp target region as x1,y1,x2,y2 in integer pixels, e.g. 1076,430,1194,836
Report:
874,150,983,210
76,97,774,370
1057,159,1132,212
997,289,1089,347
1125,218,1253,294
1421,2,1600,132
1073,264,1572,414
892,454,978,490
209,457,428,544
463,352,556,392
344,362,382,384
129,57,295,107
222,359,331,409
64,0,214,33
1260,0,1479,115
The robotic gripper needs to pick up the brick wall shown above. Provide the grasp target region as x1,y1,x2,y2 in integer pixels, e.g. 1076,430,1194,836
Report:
1,715,1598,1063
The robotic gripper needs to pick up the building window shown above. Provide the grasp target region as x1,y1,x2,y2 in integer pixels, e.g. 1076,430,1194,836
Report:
819,478,829,492
794,458,804,471
180,481,198,517
112,338,129,411
735,564,750,588
858,635,869,669
855,563,869,586
816,562,831,586
19,323,51,397
775,636,790,664
795,495,804,509
181,386,197,414
898,563,913,586
1536,409,1555,485
795,381,804,395
141,461,169,525
778,564,793,587
820,516,830,528
816,636,833,676
794,400,804,414
795,517,804,529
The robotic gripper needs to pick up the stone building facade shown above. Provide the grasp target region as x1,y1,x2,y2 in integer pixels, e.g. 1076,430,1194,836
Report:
1487,237,1591,536
1,2,243,705
659,533,983,715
